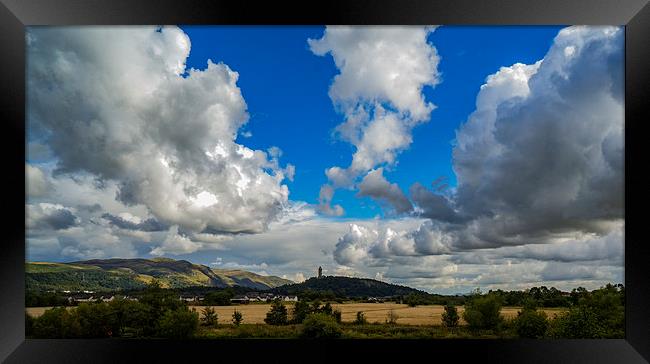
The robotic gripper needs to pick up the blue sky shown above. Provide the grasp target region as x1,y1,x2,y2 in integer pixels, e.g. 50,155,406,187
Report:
26,25,624,293
179,25,562,218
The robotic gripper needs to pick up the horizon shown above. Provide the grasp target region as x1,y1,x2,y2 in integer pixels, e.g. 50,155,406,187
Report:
27,256,617,296
26,25,624,295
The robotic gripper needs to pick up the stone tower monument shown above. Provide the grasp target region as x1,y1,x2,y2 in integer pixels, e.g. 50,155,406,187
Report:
318,266,322,279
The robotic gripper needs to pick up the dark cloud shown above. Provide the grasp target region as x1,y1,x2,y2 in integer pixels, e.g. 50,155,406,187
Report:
357,168,413,214
42,209,77,230
101,213,167,232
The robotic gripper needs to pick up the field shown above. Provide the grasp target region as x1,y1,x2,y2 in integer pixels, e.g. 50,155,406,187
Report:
26,303,566,325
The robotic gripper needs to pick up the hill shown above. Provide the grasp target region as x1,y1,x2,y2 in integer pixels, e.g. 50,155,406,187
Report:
26,258,293,292
272,276,426,298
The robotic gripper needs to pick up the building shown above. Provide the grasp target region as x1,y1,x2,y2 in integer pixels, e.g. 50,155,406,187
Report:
318,266,322,279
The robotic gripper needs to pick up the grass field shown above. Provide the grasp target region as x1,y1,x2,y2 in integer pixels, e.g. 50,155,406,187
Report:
26,303,566,325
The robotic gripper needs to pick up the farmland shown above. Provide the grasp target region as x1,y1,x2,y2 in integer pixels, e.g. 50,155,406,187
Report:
26,303,565,325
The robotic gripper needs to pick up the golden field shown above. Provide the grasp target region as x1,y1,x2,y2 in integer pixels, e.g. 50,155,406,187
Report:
26,303,566,326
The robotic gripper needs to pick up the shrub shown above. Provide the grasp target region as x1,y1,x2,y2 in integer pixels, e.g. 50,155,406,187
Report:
354,311,367,325
157,308,199,339
462,294,504,330
301,313,342,339
514,308,548,338
232,310,243,326
548,307,607,338
441,304,459,328
386,309,399,325
333,309,342,323
201,306,218,326
264,299,288,325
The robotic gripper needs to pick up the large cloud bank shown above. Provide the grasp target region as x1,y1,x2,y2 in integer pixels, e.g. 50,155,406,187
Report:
334,26,624,274
27,26,294,258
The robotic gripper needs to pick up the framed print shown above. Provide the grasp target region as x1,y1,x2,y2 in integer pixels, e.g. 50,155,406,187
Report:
1,0,649,362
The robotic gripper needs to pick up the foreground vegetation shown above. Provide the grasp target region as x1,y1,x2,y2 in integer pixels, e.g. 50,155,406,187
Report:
26,282,624,339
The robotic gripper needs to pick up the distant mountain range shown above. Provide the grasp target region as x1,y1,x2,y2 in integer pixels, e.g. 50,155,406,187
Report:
272,276,426,298
26,258,293,292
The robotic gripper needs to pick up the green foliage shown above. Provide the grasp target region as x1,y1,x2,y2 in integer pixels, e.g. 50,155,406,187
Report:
157,308,199,339
462,293,504,330
354,311,367,325
332,309,342,323
76,302,118,337
442,304,459,328
32,307,80,338
25,291,69,307
300,313,342,339
548,283,624,339
203,290,234,306
291,300,312,324
201,306,218,326
264,299,288,325
232,310,243,326
514,308,548,338
273,276,424,299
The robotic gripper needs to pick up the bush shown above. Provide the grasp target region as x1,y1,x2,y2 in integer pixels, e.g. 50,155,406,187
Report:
441,304,459,328
201,306,218,326
232,310,243,326
301,313,342,339
386,309,399,325
333,309,342,323
462,294,504,330
354,311,367,325
514,308,548,338
264,299,288,325
157,308,199,339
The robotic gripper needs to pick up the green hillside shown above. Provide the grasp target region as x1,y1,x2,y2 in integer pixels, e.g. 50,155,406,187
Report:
272,276,425,298
26,258,293,292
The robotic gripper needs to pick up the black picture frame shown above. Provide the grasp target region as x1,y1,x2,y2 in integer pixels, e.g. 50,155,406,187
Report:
1,0,648,362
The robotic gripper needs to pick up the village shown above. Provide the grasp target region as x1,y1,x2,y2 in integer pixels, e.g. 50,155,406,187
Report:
55,290,298,305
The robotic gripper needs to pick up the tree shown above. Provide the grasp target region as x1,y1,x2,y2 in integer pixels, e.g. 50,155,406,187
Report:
157,308,199,339
301,313,342,339
204,290,234,306
441,304,459,328
264,299,288,325
462,293,504,330
514,308,548,338
76,302,117,337
201,306,218,326
232,310,243,326
32,307,80,338
291,300,312,324
549,284,624,338
354,311,367,325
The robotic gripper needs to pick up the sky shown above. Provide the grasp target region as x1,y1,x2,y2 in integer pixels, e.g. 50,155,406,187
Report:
25,25,624,294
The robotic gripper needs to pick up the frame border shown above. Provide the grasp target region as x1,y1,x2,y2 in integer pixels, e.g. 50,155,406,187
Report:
1,0,648,362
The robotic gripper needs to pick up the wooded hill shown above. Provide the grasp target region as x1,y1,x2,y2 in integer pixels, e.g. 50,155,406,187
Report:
271,276,426,298
26,258,293,292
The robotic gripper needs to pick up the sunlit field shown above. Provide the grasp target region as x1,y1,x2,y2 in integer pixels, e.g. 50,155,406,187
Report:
27,303,566,326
